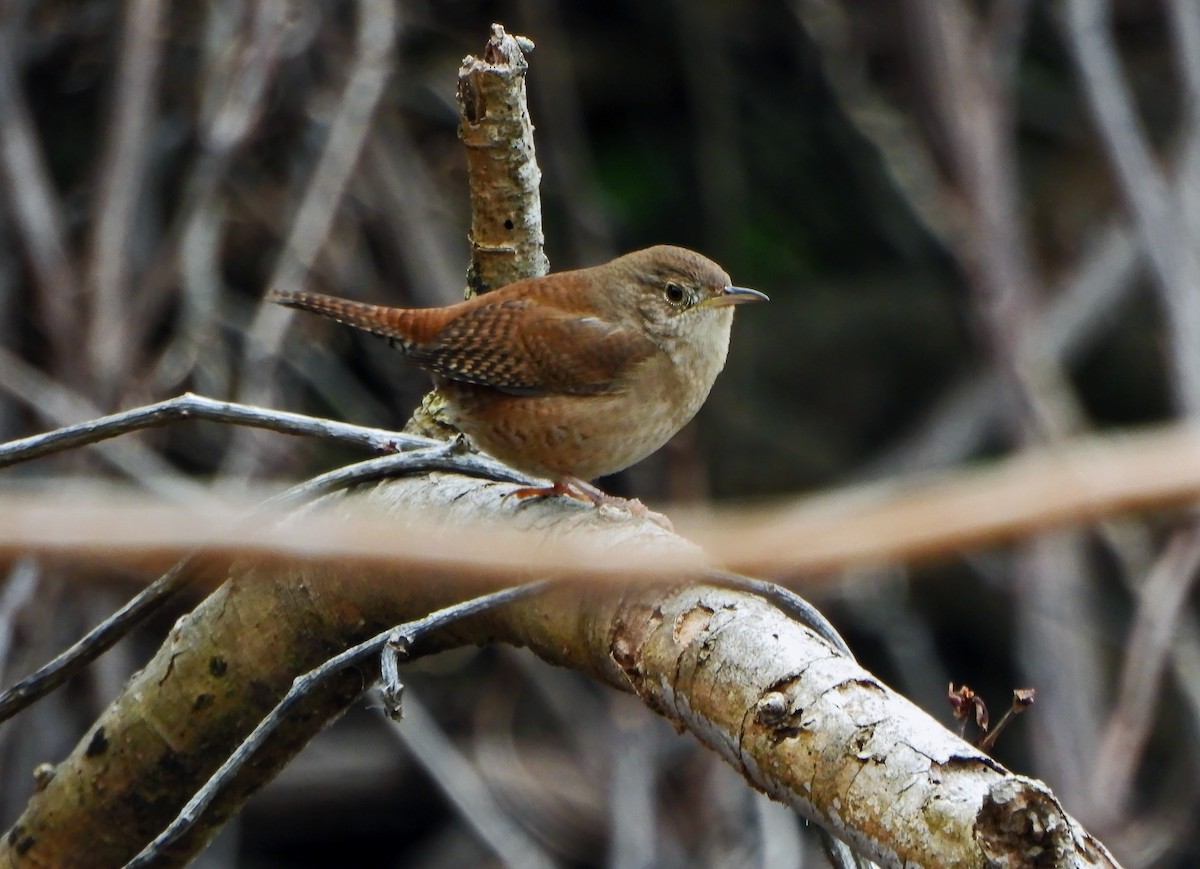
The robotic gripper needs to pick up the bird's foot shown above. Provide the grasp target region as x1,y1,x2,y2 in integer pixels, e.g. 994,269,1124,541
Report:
508,479,592,503
509,479,672,531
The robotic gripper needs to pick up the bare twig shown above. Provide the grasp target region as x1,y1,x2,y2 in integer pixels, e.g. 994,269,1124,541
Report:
1013,532,1105,807
142,0,291,390
234,0,397,422
0,558,38,676
85,0,165,401
125,580,552,868
977,688,1036,754
2,423,1200,580
606,698,660,868
363,121,465,308
0,443,531,725
1091,524,1200,825
905,0,1047,436
0,392,427,471
0,0,82,375
375,689,557,869
1061,0,1200,412
0,347,207,501
791,0,964,254
1167,0,1200,101
0,558,194,726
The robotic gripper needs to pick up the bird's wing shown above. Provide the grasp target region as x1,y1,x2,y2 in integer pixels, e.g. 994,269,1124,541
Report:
407,297,658,396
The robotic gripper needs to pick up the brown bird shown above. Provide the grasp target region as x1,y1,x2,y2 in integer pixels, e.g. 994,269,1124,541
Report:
269,245,766,500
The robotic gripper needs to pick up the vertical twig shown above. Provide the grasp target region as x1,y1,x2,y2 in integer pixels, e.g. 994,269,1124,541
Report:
248,0,396,360
905,0,1046,434
1166,0,1200,414
903,0,1111,811
363,122,465,308
515,0,615,265
791,0,967,259
1091,525,1200,826
85,0,166,405
143,0,291,393
457,23,547,293
378,689,557,869
227,0,396,475
1062,0,1200,414
407,23,546,439
0,1,82,379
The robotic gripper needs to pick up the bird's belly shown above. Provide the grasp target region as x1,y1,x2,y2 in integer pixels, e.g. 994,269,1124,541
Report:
442,381,702,481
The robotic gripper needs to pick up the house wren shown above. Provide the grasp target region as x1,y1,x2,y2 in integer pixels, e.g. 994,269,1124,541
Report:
269,245,766,497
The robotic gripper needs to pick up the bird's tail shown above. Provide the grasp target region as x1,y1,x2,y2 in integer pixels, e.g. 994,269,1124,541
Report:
267,289,421,350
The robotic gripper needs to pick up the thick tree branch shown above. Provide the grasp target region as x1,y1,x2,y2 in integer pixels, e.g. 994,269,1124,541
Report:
0,473,1119,867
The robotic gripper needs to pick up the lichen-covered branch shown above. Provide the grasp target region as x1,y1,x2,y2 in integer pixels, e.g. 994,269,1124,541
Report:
0,477,1120,867
457,23,548,294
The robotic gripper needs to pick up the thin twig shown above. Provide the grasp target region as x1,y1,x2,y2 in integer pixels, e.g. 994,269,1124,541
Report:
0,392,429,471
907,0,1114,793
85,0,165,399
0,558,38,676
1165,0,1200,417
790,0,964,255
905,0,1048,438
713,571,852,658
0,558,194,725
1061,0,1200,412
1166,0,1200,101
265,442,532,501
140,0,291,383
0,442,531,725
374,688,558,869
363,122,465,308
0,1,82,376
125,580,552,868
233,0,397,428
0,348,209,501
1091,524,1200,824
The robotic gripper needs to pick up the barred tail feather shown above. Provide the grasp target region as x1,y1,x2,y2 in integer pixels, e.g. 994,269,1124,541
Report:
267,290,419,350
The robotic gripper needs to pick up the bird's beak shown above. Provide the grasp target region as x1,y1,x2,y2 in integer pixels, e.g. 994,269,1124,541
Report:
702,286,769,308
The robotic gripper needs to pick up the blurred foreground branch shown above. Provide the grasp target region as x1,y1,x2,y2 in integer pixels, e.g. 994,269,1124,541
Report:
0,422,1196,580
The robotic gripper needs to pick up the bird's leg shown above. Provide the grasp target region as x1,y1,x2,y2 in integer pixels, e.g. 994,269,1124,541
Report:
509,478,673,531
508,479,592,503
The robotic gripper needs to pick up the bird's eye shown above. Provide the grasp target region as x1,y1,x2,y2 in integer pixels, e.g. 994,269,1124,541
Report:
664,282,688,305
